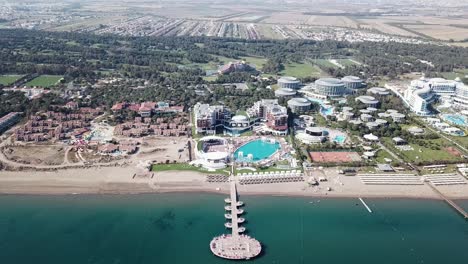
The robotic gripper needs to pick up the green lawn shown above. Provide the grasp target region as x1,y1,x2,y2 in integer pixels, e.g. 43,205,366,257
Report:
448,135,468,152
151,163,230,175
25,75,63,88
279,62,322,78
0,75,24,85
241,56,267,69
382,137,463,163
202,76,218,82
313,59,338,69
375,149,397,164
440,68,468,80
337,59,359,67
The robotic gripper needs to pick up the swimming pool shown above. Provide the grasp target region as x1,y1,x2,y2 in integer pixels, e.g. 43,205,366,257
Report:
234,139,281,162
307,97,334,116
442,114,467,127
333,135,346,144
321,107,334,116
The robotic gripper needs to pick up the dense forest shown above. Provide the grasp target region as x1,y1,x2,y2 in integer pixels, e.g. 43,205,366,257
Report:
1,29,468,83
1,29,468,116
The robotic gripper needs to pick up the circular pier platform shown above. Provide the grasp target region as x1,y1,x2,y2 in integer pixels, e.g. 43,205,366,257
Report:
210,234,262,260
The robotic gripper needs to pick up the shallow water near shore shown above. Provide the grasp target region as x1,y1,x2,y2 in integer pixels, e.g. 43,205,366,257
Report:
0,194,467,264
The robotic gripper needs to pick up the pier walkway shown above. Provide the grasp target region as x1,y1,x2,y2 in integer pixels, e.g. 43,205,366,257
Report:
428,183,468,219
209,180,262,260
228,180,241,236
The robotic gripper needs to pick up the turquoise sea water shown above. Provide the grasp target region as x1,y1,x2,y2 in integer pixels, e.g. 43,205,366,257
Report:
0,194,467,264
234,139,280,161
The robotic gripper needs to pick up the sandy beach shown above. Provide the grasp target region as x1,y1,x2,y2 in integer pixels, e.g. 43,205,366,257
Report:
1,166,468,200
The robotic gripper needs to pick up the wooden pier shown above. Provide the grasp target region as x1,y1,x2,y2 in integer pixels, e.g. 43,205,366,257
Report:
428,183,468,219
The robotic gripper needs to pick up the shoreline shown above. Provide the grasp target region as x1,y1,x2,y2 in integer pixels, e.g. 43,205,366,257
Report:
1,167,468,200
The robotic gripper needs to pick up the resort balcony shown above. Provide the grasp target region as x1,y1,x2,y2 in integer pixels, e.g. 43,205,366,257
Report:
224,222,233,228
237,218,245,223
224,214,232,219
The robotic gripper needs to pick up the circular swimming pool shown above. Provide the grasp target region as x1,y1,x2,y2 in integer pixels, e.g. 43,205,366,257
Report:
234,139,281,162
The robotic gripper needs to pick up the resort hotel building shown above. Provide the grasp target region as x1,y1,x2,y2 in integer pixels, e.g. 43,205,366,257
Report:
355,95,380,108
275,88,297,98
277,76,301,89
367,87,390,96
287,98,312,113
193,103,231,134
315,78,347,97
403,77,464,115
454,83,468,110
342,76,365,93
247,99,288,135
300,77,354,100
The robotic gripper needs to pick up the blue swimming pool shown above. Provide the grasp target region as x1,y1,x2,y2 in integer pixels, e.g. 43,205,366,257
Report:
234,139,281,162
442,114,467,127
333,135,346,144
307,97,334,116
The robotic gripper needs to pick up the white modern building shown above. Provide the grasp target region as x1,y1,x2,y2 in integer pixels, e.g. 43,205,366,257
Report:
296,127,328,144
278,77,301,89
275,88,297,97
368,87,390,96
193,103,231,134
192,136,229,169
404,77,464,115
224,115,254,136
315,78,346,97
247,99,288,135
355,95,379,107
342,76,364,93
287,98,312,113
454,82,468,110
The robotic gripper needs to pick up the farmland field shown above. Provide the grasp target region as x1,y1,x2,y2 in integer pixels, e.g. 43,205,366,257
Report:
0,75,24,85
403,24,468,41
25,75,63,88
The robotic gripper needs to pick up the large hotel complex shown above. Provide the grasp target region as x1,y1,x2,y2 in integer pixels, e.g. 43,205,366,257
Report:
193,99,289,136
403,77,467,115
